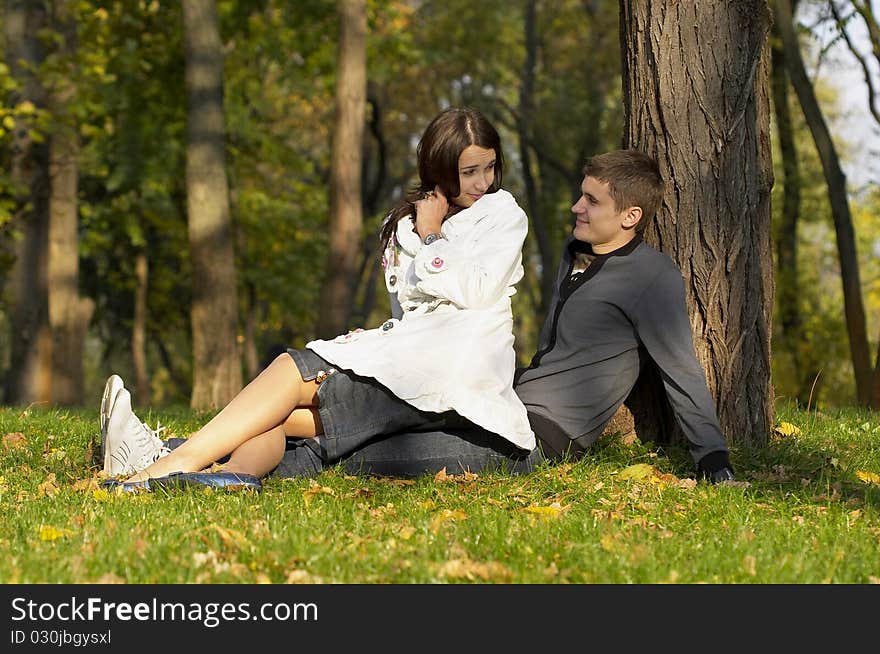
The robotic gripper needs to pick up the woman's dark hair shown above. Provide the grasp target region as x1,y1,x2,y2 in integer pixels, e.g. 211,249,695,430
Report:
379,107,503,251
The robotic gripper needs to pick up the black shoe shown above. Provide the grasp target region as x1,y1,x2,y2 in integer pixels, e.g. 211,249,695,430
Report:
705,467,735,484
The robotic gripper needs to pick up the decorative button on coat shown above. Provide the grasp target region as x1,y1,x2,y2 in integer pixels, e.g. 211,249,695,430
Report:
381,320,395,331
430,257,444,269
388,274,397,286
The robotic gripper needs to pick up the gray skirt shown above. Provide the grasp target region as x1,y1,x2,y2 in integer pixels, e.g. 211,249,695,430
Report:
272,348,542,479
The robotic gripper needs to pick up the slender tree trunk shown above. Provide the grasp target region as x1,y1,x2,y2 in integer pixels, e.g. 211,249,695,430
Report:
619,0,774,447
182,0,242,408
132,250,150,405
47,0,94,406
775,0,873,406
4,1,52,406
518,0,554,315
315,0,367,338
770,8,813,405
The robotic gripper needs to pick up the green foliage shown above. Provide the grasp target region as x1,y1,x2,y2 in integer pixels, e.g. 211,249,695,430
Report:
0,403,878,582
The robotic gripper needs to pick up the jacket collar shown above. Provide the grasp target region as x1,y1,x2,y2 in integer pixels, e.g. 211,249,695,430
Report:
567,233,643,259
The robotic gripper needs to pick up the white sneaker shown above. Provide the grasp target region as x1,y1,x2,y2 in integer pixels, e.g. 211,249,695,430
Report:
99,374,125,462
103,388,171,476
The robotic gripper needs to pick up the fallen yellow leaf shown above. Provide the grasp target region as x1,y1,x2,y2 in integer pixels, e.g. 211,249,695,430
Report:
617,463,656,481
92,489,111,502
856,470,880,486
38,525,73,541
521,502,569,518
773,422,802,439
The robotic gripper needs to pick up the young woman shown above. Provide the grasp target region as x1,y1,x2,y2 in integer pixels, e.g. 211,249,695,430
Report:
102,107,536,490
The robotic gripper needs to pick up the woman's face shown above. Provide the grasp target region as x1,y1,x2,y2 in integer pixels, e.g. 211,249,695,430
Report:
451,145,496,207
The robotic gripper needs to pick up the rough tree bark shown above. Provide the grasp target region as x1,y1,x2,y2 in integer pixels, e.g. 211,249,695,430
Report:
4,1,53,406
775,0,873,406
182,0,242,408
47,0,94,406
619,0,775,447
315,0,367,339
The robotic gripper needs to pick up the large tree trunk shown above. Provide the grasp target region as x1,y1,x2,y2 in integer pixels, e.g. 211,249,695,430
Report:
619,0,774,447
4,1,53,406
47,0,94,406
182,0,242,408
775,0,873,406
315,0,367,339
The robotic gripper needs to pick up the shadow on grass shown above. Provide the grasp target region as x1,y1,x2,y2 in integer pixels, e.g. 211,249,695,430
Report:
587,423,880,509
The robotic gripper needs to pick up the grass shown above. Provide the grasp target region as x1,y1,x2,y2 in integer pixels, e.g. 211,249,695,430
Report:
0,401,878,584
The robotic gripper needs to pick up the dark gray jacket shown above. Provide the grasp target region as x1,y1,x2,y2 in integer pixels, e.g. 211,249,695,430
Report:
514,234,728,464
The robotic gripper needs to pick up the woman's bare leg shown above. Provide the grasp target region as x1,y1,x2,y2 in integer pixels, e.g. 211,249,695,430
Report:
126,354,321,482
218,426,287,478
219,409,323,478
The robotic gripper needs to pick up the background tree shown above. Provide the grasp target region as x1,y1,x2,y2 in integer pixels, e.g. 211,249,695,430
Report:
619,0,775,447
315,0,367,339
182,0,242,408
46,0,95,405
776,0,873,406
3,1,52,405
770,0,809,405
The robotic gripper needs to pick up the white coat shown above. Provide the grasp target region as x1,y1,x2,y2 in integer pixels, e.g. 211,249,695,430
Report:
306,189,535,450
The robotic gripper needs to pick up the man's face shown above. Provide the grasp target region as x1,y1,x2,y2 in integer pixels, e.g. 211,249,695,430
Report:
570,175,640,253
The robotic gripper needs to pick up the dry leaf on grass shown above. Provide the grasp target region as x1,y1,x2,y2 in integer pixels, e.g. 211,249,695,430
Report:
434,467,479,483
72,477,100,492
2,432,26,450
303,479,336,506
437,558,512,582
285,569,324,584
93,573,126,584
430,508,467,533
37,473,60,498
205,523,250,552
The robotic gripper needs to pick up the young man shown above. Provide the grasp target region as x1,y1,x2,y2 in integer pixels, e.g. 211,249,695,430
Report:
512,149,734,481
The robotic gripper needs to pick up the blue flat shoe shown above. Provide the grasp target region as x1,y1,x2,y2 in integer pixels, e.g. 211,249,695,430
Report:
101,471,262,493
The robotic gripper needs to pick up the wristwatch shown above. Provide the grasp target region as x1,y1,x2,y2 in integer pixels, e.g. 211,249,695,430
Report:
423,232,444,245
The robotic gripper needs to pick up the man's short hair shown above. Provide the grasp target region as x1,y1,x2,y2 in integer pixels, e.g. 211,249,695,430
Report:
583,150,664,233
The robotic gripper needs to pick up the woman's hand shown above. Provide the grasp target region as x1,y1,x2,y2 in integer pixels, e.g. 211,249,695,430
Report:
413,186,448,241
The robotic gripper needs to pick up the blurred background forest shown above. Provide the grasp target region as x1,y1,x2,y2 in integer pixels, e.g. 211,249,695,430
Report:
1,0,878,413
